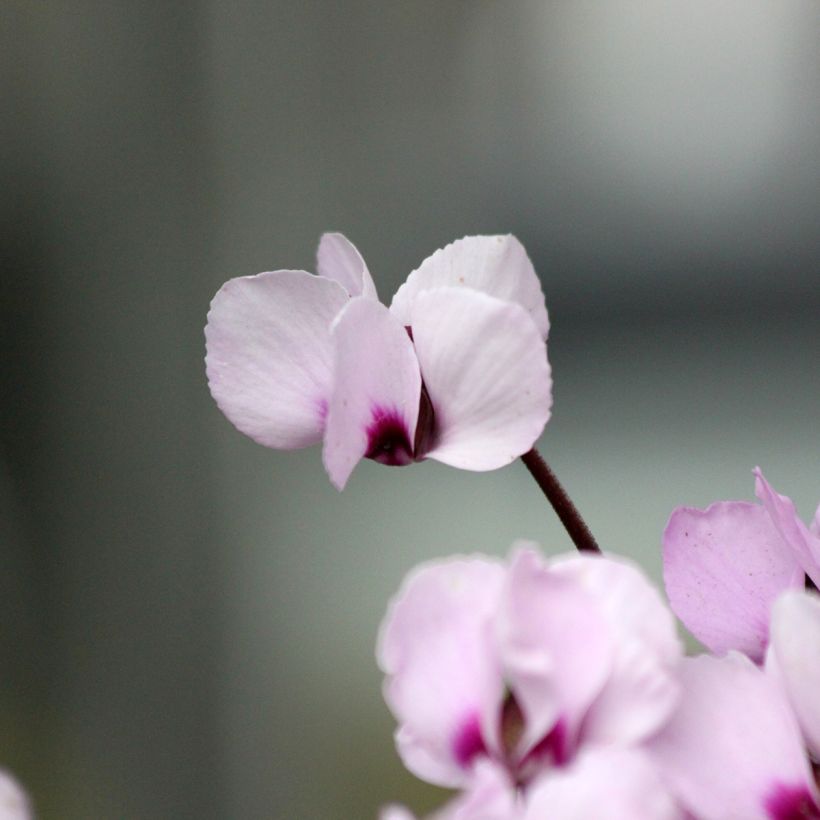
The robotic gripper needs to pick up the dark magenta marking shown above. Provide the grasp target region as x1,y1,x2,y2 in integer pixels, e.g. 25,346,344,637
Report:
523,717,569,768
452,713,487,768
764,783,820,819
365,406,414,466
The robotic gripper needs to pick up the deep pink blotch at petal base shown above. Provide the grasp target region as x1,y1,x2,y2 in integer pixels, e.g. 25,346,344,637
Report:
764,783,820,819
365,406,414,466
452,713,487,768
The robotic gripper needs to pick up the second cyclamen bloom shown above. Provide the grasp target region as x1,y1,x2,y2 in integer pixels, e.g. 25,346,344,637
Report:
205,234,552,489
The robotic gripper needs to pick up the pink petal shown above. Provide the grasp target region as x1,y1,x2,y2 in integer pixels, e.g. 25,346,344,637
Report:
811,503,820,538
768,589,820,759
524,748,681,820
380,762,519,820
377,557,506,788
379,807,417,820
316,232,378,300
410,288,552,471
205,270,348,449
391,235,549,339
648,653,818,820
0,771,30,820
496,548,612,756
552,554,682,746
663,500,803,662
322,298,421,490
755,468,820,589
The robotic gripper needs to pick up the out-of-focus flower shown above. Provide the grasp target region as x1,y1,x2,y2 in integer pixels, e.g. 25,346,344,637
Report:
377,545,682,816
205,234,552,489
662,468,818,661
647,652,820,820
767,589,820,761
0,771,30,820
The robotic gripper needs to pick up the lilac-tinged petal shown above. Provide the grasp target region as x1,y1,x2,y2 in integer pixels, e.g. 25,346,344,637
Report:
316,232,378,300
377,557,506,788
524,748,682,820
391,236,549,339
811,503,820,538
411,288,551,471
322,298,420,490
381,762,519,820
755,468,820,588
0,771,31,820
768,589,820,759
552,555,682,746
205,270,348,449
497,548,612,756
663,501,802,662
648,653,818,820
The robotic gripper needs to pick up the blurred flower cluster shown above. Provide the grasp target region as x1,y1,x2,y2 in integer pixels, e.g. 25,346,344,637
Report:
379,472,820,820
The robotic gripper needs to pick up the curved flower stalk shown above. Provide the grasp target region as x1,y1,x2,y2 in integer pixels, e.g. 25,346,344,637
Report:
205,234,552,490
377,545,684,818
662,468,819,661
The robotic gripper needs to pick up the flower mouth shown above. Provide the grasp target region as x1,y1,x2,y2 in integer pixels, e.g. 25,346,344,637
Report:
365,407,414,466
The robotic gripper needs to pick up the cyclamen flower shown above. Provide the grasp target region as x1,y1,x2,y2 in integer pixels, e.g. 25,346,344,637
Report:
377,545,683,818
205,234,552,489
662,468,819,661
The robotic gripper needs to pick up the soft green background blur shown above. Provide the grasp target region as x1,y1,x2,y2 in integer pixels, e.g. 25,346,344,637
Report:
2,2,818,817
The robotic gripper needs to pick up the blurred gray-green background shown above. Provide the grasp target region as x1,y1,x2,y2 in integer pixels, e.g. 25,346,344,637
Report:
2,1,818,817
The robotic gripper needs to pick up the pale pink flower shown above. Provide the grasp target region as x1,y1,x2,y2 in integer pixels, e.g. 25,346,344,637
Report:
376,546,682,807
662,468,818,661
647,652,819,820
205,234,552,489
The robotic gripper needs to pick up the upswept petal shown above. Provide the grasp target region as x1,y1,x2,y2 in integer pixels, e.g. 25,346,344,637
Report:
377,556,507,788
524,748,682,820
811,503,820,537
496,548,612,756
768,590,820,759
662,500,802,662
552,554,682,746
205,270,348,449
648,653,818,820
391,235,549,339
322,298,421,490
316,232,378,300
410,288,551,471
755,468,820,588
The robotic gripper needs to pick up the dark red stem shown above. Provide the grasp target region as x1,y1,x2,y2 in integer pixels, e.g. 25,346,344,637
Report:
520,448,601,554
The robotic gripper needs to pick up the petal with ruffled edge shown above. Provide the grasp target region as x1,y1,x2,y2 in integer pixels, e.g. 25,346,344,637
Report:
316,232,378,300
524,748,682,820
496,547,612,758
755,468,820,589
662,501,802,662
768,589,820,759
391,235,549,339
410,288,551,471
377,557,506,788
322,298,421,490
205,270,349,449
648,653,819,820
552,554,682,747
